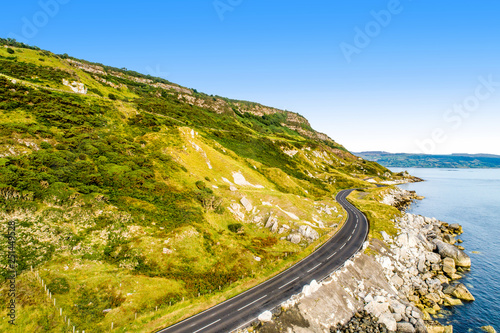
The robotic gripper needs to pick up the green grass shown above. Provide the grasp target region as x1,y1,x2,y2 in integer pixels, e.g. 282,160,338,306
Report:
347,188,402,240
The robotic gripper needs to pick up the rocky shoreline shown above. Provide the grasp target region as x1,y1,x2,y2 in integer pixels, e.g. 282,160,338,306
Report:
245,187,476,333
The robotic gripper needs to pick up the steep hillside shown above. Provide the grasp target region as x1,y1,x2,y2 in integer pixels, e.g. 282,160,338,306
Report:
0,38,407,332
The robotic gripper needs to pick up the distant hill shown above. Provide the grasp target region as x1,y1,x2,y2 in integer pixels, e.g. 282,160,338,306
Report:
356,152,500,168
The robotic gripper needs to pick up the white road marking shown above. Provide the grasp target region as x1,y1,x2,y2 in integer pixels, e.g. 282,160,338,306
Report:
193,319,221,333
237,295,268,312
340,243,346,249
307,263,322,273
327,251,337,260
351,229,355,235
355,222,358,228
347,235,352,241
279,277,299,290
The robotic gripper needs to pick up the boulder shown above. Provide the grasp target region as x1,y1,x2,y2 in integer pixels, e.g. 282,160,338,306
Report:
418,233,436,251
481,326,497,333
449,223,463,234
433,239,471,267
443,234,456,245
415,319,428,333
298,225,319,241
265,214,277,229
450,283,475,301
426,252,441,264
390,274,404,288
390,300,406,316
258,310,273,322
397,233,409,247
425,293,441,304
398,322,416,333
426,325,445,333
442,257,456,276
436,274,449,284
240,197,253,212
364,299,390,317
270,222,279,233
442,295,463,306
287,233,301,244
378,312,397,331
418,257,426,273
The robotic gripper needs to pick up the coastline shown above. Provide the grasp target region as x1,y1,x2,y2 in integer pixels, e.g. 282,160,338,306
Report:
246,186,474,333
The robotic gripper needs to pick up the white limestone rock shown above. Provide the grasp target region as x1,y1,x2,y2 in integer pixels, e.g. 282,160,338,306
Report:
240,197,253,212
298,225,319,241
258,310,273,322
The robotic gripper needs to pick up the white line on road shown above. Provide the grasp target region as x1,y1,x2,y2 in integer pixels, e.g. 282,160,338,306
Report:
340,243,346,250
327,251,337,260
307,263,322,273
347,235,352,242
193,319,221,333
351,229,355,235
279,277,299,290
237,295,268,312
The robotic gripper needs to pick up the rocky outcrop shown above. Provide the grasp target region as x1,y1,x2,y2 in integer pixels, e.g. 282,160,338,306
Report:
381,187,421,210
287,233,302,244
299,225,319,241
62,79,87,94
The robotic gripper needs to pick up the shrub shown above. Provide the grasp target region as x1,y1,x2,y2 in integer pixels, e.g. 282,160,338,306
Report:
40,142,51,149
195,180,206,190
47,277,70,294
6,48,14,54
228,223,243,233
108,93,117,100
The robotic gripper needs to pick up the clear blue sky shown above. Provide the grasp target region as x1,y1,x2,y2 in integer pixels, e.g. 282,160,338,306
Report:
2,0,499,154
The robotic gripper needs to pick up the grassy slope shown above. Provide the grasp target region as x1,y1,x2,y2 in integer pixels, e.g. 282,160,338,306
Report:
0,41,403,333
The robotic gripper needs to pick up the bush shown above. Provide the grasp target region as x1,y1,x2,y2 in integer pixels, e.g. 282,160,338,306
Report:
47,277,70,294
195,180,206,190
6,48,14,54
40,142,51,149
228,223,243,233
108,93,117,100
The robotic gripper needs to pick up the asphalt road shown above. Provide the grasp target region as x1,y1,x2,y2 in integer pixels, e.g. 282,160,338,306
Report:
157,189,368,333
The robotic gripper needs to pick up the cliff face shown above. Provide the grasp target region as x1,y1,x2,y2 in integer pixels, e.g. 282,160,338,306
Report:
66,57,334,145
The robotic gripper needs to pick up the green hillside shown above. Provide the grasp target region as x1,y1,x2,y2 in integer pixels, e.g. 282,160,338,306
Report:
0,38,408,332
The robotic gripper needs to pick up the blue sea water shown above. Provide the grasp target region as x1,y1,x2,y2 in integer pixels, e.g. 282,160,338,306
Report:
391,168,500,333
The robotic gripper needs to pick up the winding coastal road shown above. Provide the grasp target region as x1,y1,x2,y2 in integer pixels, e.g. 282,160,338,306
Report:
157,189,369,333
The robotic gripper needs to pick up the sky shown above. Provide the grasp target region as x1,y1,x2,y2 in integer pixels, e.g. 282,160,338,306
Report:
1,0,499,154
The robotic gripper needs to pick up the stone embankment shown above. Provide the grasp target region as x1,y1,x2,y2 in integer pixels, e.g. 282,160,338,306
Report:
245,188,472,333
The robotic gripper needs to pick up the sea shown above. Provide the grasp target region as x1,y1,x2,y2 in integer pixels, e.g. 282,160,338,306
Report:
390,167,500,333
